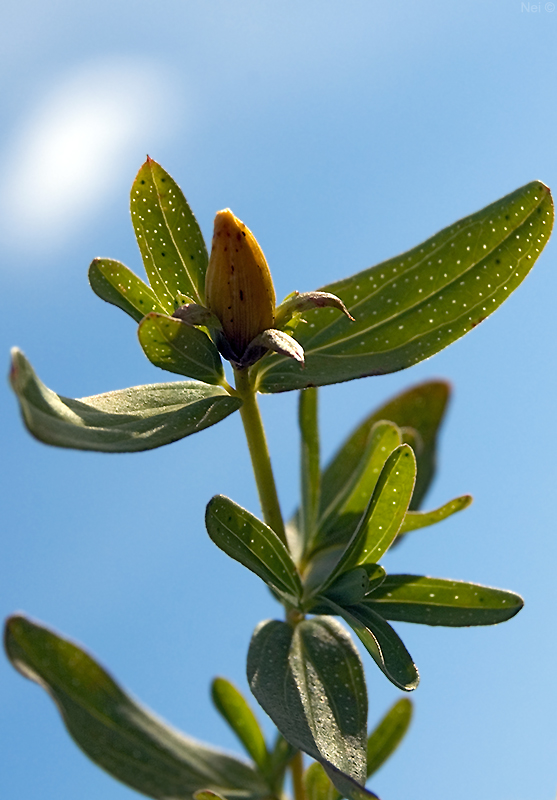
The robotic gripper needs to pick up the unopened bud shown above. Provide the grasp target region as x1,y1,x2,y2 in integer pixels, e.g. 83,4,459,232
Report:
205,209,276,360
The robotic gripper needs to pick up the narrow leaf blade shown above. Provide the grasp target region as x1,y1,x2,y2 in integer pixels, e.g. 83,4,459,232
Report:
366,698,412,778
319,381,450,514
399,495,472,535
325,601,419,691
5,616,269,800
9,349,241,452
365,575,524,626
254,182,553,392
211,678,268,772
205,496,303,603
88,258,166,322
131,158,208,310
315,422,402,554
138,313,225,385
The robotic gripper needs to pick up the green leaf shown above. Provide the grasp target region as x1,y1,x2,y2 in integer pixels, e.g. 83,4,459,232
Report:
319,446,416,596
205,496,303,604
314,422,402,555
299,387,321,555
9,349,241,453
131,157,208,311
254,182,553,393
211,678,269,773
304,762,341,800
323,600,419,691
247,617,369,799
366,698,412,778
399,495,472,536
365,575,524,626
194,791,229,800
5,616,269,800
88,258,167,322
138,313,225,385
317,382,449,517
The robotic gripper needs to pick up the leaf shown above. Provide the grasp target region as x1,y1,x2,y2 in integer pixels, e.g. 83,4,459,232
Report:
247,617,369,799
319,446,416,596
365,575,524,626
253,181,553,393
304,762,340,800
399,495,472,536
88,258,167,322
205,496,303,604
5,615,269,800
299,387,321,554
194,791,229,800
318,382,450,515
323,600,419,691
211,678,269,773
138,313,225,385
131,157,208,311
9,349,241,453
314,422,402,555
366,698,412,778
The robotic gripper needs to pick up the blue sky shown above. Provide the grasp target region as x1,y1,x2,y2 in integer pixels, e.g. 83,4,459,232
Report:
2,2,557,799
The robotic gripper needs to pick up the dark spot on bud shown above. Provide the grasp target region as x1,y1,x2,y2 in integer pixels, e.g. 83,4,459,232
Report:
241,231,246,237
140,180,145,184
240,290,244,300
161,252,166,257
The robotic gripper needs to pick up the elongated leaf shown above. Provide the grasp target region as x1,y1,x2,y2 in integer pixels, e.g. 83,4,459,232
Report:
194,792,228,800
138,313,224,385
88,258,167,322
131,158,208,310
9,349,241,453
254,182,553,393
5,616,269,800
365,575,524,626
304,762,340,800
320,446,416,596
366,698,412,778
247,617,369,800
211,678,268,772
323,600,419,691
399,495,472,535
315,422,402,554
205,496,303,604
319,382,450,516
300,387,321,554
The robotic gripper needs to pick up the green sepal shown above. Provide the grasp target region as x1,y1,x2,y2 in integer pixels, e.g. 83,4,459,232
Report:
88,258,166,322
247,617,369,799
210,678,269,774
131,157,208,310
4,616,269,800
205,496,303,605
253,181,554,393
321,599,419,691
9,349,241,453
138,312,225,385
366,698,413,778
365,575,524,626
314,421,402,555
399,495,472,536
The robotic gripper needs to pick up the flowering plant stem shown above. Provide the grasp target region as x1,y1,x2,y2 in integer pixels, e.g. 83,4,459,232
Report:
234,366,287,548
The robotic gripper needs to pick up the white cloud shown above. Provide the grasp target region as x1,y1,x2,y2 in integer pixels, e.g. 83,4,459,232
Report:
0,57,181,256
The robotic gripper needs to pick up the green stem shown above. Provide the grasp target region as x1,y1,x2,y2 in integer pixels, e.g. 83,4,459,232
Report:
290,751,306,800
234,367,287,547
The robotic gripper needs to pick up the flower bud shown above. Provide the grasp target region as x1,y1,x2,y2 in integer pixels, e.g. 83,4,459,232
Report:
205,209,276,359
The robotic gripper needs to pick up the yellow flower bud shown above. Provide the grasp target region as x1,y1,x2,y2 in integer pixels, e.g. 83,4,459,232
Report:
205,209,276,359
